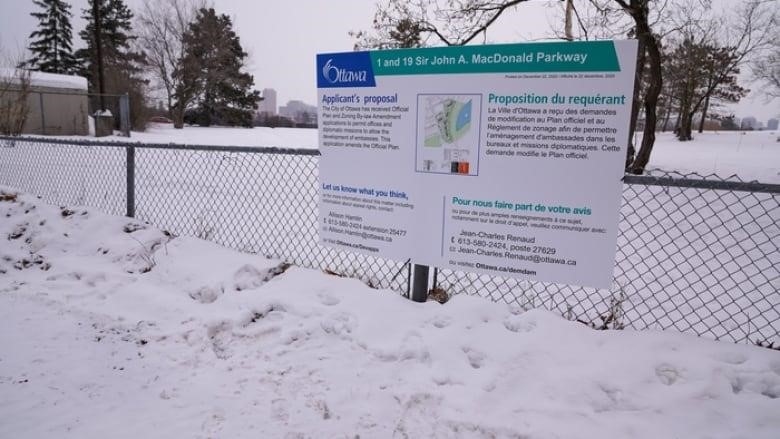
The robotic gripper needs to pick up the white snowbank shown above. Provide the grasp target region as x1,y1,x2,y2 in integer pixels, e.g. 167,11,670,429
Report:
0,67,88,91
1,186,778,438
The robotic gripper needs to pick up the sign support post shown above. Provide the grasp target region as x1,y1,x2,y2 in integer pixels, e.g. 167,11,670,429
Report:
411,263,429,302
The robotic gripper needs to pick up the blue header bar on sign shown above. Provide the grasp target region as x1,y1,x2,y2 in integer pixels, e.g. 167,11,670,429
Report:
316,52,376,88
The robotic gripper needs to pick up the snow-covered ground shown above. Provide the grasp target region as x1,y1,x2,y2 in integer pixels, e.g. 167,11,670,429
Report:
46,124,780,182
2,187,780,438
643,130,780,183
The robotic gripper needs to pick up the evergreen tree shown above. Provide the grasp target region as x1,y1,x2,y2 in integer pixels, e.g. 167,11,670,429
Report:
75,0,147,129
664,38,748,141
22,0,78,74
176,8,260,127
76,0,144,88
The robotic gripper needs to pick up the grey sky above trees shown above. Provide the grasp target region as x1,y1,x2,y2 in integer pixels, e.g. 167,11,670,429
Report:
0,0,776,120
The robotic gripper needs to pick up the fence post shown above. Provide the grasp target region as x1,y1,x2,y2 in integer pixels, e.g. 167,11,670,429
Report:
126,145,135,217
411,263,429,302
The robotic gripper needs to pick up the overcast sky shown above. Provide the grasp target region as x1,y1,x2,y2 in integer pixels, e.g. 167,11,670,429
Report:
0,0,776,121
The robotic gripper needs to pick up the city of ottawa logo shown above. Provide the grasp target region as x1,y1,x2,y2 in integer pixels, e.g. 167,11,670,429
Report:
322,58,368,84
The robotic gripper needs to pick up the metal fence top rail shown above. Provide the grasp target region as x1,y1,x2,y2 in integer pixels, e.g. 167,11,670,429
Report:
622,174,780,194
0,135,321,156
3,135,779,194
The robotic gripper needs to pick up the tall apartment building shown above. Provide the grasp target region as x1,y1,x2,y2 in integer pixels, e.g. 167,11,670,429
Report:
258,88,277,116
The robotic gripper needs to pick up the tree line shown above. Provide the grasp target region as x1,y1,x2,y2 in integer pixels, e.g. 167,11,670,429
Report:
351,0,778,174
19,0,260,129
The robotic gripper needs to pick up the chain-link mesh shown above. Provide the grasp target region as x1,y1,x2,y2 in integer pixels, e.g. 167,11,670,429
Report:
133,145,410,292
435,171,779,345
0,137,410,294
1,136,777,345
0,137,126,215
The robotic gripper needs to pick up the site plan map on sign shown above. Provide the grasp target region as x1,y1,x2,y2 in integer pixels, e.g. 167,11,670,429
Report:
416,94,481,176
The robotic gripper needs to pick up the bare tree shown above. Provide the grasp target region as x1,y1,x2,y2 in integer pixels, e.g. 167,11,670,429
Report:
351,0,538,49
748,3,779,100
136,0,206,128
0,45,32,136
356,1,773,172
355,0,672,173
0,71,32,135
618,1,664,173
674,1,774,139
751,41,779,100
580,0,682,173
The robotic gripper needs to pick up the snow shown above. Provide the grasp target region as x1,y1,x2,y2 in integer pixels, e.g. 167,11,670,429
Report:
42,124,780,182
0,67,88,91
642,130,780,183
2,187,779,438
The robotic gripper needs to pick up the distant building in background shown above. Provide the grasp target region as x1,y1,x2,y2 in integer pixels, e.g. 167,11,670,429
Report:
254,96,317,128
740,116,757,130
258,88,277,116
767,118,779,130
279,99,317,124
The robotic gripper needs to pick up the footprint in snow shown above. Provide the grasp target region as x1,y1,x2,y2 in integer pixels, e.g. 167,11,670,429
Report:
462,346,486,369
318,292,340,306
655,363,680,386
271,398,290,422
503,315,536,333
189,285,224,304
207,321,234,360
320,312,356,336
200,408,226,436
430,315,451,329
713,351,748,365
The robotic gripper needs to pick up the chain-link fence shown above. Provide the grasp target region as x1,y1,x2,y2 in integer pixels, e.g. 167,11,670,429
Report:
0,136,411,295
1,136,777,345
435,170,779,345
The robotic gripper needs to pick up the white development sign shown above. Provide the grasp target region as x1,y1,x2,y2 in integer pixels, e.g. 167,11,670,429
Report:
317,40,637,289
